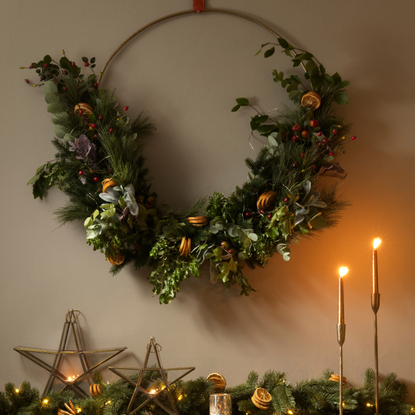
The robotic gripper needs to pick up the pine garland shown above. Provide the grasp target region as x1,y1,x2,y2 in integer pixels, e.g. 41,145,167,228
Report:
23,37,355,304
2,369,413,415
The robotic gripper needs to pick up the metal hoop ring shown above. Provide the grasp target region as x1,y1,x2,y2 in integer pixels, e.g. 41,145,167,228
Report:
97,8,306,86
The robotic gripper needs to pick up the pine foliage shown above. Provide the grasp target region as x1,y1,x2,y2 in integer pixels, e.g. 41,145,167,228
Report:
1,369,415,415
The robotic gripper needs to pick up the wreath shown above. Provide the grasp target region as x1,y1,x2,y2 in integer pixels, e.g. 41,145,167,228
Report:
24,34,353,304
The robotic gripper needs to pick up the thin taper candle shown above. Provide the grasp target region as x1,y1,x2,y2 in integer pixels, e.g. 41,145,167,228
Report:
372,238,381,294
337,267,348,415
338,267,348,324
371,238,381,415
338,277,344,324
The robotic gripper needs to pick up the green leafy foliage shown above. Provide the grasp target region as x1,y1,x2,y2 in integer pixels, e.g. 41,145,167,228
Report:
26,38,352,303
3,369,414,415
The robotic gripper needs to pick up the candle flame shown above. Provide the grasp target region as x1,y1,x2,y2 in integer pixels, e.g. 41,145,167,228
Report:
339,267,349,277
373,238,381,249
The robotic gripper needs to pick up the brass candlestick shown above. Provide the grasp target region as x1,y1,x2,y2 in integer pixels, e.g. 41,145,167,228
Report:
372,293,380,415
337,323,346,415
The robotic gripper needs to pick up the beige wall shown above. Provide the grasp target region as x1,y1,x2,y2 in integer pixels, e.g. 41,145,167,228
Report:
2,0,415,402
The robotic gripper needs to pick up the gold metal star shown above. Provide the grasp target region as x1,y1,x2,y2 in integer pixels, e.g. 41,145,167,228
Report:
14,310,127,398
109,337,195,415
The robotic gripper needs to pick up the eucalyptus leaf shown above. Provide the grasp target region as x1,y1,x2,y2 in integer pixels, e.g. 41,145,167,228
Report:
47,103,63,114
248,233,258,242
238,252,246,260
43,80,58,95
45,93,60,104
54,124,70,138
227,225,239,238
277,243,288,255
214,221,224,231
268,135,278,148
86,229,99,239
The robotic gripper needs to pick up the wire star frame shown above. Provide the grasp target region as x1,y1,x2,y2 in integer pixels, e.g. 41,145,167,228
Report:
109,337,195,415
14,309,127,398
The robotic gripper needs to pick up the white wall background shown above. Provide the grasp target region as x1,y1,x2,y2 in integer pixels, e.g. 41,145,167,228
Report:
1,0,415,403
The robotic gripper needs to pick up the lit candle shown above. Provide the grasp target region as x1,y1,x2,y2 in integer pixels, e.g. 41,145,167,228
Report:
372,238,381,294
338,267,349,324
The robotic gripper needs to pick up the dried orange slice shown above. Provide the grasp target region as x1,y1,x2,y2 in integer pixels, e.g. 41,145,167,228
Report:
301,91,321,110
251,387,272,410
257,191,277,210
188,216,208,226
102,178,116,193
74,102,93,117
207,372,226,391
179,237,191,257
106,251,125,265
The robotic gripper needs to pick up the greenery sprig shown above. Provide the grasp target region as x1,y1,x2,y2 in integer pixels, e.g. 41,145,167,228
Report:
24,37,354,304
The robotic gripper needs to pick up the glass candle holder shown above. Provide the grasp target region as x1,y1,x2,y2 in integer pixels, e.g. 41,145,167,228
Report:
210,393,232,415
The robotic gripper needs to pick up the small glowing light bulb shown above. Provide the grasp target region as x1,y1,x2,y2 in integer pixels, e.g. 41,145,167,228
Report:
149,389,157,395
42,399,49,405
15,389,19,393
178,395,183,400
106,400,111,405
287,411,294,414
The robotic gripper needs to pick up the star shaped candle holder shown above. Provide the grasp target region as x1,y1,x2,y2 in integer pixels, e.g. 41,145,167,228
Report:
109,337,195,415
14,309,127,398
